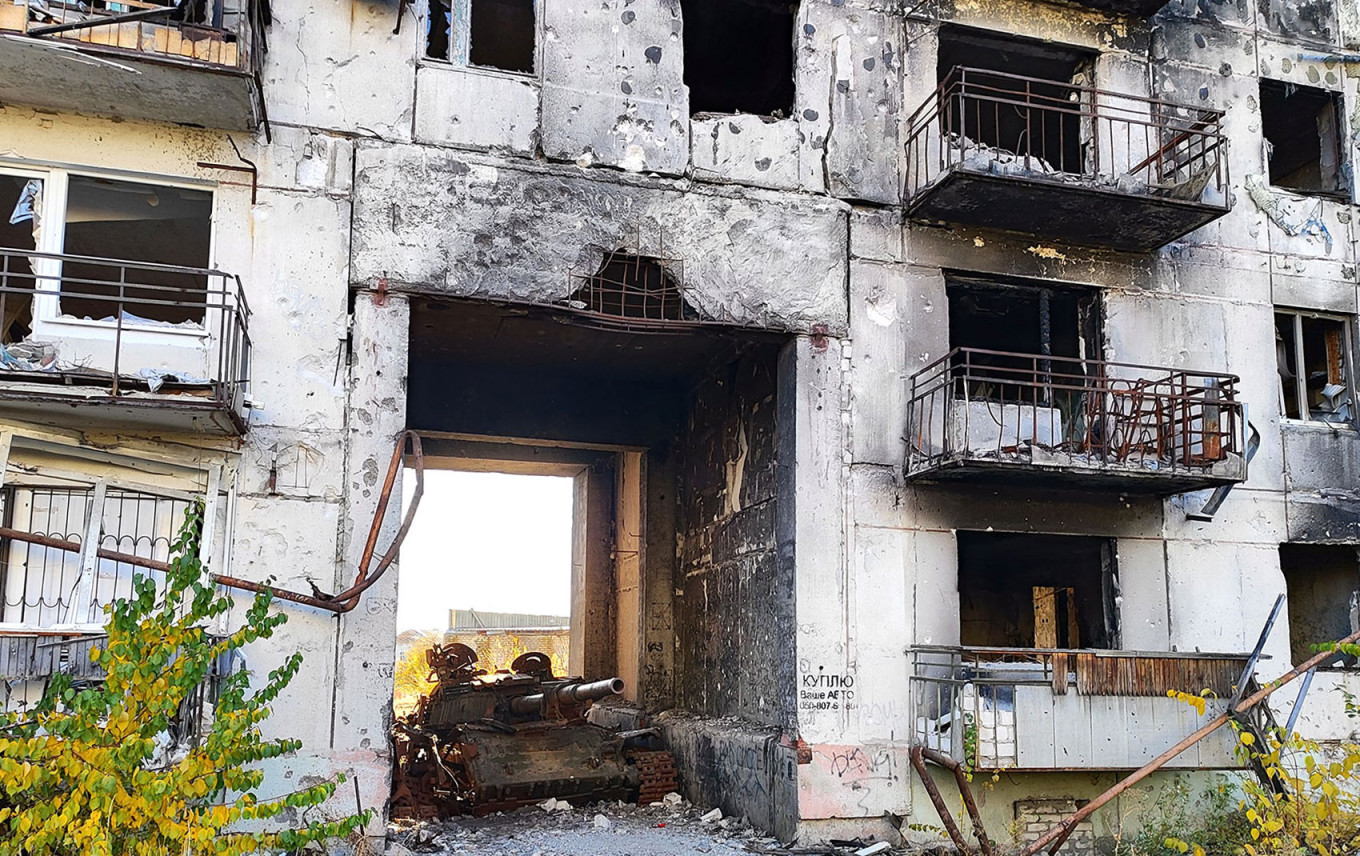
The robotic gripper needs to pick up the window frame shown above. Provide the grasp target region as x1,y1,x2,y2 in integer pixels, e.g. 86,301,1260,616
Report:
420,0,543,81
0,436,227,634
0,162,220,352
1276,307,1358,428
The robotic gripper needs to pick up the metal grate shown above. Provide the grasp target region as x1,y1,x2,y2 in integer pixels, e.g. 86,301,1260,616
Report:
0,486,191,627
565,250,688,323
910,646,1252,770
22,0,267,75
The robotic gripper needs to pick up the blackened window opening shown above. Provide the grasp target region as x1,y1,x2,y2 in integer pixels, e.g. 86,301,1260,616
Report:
425,0,534,73
947,277,1099,403
0,174,39,344
569,252,688,322
936,27,1096,175
681,0,796,117
469,0,534,73
1260,79,1347,200
1280,544,1360,667
958,531,1120,650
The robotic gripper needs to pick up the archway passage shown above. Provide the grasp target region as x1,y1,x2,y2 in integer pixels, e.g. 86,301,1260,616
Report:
404,297,794,718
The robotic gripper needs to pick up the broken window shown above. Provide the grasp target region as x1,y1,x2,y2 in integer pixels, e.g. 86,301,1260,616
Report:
426,0,536,75
1260,79,1348,200
1281,544,1360,666
681,0,796,118
1,168,214,333
0,172,41,344
0,486,192,628
59,175,212,325
1276,309,1353,423
936,26,1096,175
958,532,1119,650
566,251,690,322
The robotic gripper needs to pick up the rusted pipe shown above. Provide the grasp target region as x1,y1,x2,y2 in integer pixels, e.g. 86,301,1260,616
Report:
0,527,174,574
1021,626,1360,856
326,428,424,612
0,429,424,616
909,745,996,856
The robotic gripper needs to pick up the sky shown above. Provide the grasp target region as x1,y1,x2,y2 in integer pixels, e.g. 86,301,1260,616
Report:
395,469,574,634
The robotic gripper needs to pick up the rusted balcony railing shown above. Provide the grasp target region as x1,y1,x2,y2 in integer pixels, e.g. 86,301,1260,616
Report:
903,68,1229,249
11,0,265,74
0,248,250,425
910,646,1251,770
905,348,1243,489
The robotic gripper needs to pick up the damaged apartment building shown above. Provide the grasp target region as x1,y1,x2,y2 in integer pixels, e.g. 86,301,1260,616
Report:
1,0,1360,848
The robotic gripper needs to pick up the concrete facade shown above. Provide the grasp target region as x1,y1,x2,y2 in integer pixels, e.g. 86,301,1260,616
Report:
1,0,1359,848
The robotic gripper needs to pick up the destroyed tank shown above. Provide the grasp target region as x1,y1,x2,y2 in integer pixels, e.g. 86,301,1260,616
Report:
390,644,677,819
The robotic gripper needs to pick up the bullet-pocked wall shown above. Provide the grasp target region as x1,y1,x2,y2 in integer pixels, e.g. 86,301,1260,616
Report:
4,0,1360,845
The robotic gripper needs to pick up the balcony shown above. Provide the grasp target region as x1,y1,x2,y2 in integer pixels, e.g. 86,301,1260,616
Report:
905,348,1245,495
0,630,230,746
910,646,1249,771
904,68,1229,252
0,248,251,435
0,0,265,130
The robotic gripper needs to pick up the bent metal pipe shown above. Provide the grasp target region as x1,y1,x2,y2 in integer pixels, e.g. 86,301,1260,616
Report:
0,428,424,616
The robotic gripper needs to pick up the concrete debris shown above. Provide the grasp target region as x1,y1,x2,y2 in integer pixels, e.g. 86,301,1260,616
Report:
662,792,683,806
538,799,572,814
386,799,780,856
386,799,921,856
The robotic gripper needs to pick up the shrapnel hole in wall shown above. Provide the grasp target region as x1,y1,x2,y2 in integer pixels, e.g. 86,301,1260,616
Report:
566,251,691,322
935,26,1095,175
426,0,534,74
681,0,796,118
1259,78,1348,200
1280,544,1360,667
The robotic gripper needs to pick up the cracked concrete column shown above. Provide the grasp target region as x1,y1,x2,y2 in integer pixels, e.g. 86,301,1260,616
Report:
333,289,410,831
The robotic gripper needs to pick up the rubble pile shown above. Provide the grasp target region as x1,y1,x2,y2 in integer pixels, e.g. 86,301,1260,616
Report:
385,793,931,856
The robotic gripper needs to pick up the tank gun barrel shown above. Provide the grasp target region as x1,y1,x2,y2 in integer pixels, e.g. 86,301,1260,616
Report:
508,677,625,714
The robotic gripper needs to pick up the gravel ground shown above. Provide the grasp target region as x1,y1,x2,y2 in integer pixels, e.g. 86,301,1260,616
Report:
385,797,782,856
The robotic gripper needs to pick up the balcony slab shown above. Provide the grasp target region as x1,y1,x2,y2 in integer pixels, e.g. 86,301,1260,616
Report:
0,30,259,130
905,168,1229,253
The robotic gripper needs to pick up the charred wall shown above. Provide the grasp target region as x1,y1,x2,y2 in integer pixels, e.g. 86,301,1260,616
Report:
673,343,794,729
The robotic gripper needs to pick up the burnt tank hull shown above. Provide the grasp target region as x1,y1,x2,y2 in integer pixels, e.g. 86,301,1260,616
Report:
391,645,672,819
